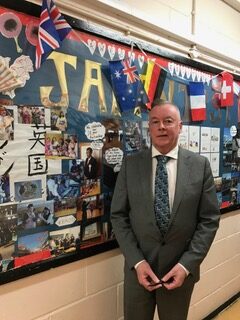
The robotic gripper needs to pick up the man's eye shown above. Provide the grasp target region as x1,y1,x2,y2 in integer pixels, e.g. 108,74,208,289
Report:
164,119,173,125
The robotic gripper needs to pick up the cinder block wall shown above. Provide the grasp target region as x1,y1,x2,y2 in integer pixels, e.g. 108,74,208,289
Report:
0,250,124,320
0,211,239,320
95,0,240,63
189,211,240,319
155,210,240,320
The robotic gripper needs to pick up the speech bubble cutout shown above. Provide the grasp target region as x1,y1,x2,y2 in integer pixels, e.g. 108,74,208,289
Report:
91,140,104,150
105,147,123,164
85,122,106,140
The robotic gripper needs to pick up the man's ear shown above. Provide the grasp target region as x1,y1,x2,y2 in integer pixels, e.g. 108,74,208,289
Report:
179,121,183,133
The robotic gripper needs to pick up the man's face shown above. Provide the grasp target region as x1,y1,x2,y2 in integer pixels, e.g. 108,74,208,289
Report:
86,149,92,158
149,104,182,154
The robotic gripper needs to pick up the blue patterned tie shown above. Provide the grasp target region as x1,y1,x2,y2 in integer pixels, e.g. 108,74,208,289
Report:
154,155,171,235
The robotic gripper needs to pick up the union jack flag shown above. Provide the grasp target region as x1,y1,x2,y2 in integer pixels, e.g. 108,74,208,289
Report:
122,59,140,84
35,0,72,69
109,59,149,112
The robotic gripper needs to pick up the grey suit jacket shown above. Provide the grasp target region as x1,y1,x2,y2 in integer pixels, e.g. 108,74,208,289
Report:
111,147,220,281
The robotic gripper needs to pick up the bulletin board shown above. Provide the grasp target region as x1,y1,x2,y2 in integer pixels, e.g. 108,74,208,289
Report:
0,0,239,284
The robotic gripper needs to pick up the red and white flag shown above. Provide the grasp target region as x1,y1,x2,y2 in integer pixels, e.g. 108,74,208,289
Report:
220,71,234,107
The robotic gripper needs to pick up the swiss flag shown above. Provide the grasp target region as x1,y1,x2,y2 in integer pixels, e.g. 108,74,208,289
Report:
220,71,234,107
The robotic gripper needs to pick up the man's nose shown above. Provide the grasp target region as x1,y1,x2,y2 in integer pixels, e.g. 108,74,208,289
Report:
158,121,166,129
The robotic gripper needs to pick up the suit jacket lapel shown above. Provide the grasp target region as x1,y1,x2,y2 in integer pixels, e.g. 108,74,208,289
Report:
139,149,153,206
171,148,191,217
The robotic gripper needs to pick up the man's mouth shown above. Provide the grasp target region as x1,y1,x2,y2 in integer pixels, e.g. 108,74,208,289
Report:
158,134,168,138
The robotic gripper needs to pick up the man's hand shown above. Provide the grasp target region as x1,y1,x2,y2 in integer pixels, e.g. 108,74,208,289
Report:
161,263,187,290
135,260,162,291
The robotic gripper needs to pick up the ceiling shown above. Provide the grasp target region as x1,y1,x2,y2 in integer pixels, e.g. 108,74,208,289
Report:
223,0,240,12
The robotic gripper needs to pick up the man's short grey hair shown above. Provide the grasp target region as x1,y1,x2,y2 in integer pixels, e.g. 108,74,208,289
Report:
150,98,181,119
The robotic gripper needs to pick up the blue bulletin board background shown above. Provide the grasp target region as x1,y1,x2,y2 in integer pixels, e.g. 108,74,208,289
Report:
0,0,239,284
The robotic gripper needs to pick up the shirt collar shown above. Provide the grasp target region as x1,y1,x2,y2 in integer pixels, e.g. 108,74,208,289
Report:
152,144,179,160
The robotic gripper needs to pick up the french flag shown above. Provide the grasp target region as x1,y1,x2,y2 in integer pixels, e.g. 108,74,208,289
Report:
188,81,206,121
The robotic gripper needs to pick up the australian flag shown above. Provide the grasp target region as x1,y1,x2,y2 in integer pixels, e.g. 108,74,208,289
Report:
35,0,72,69
109,59,149,112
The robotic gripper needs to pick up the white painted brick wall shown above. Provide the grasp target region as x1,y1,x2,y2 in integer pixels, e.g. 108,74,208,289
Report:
94,0,240,62
0,212,239,320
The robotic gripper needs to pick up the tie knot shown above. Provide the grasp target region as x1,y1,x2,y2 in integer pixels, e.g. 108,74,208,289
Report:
156,155,169,164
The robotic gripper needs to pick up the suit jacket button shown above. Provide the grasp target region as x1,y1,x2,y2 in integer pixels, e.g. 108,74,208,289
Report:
161,241,166,246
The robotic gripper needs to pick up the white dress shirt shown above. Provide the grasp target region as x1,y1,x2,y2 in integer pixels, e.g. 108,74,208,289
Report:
135,145,189,276
152,144,178,212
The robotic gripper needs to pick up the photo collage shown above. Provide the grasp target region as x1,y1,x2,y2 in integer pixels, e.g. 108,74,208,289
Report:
219,126,240,208
0,102,237,274
0,104,151,273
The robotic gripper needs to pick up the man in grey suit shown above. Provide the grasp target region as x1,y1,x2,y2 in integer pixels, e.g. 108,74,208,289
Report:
111,100,220,320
